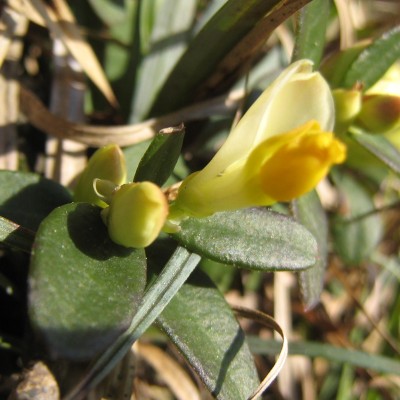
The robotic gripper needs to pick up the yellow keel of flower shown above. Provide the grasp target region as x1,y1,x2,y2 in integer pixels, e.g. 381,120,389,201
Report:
258,123,346,202
171,120,347,220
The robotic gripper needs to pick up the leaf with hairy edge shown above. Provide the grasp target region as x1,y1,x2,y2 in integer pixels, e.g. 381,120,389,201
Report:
292,191,328,309
174,208,317,271
342,26,400,90
29,203,147,360
0,171,72,231
157,268,259,400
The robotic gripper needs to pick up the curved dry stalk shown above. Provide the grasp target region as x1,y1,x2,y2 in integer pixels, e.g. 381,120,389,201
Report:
232,306,288,400
19,85,244,147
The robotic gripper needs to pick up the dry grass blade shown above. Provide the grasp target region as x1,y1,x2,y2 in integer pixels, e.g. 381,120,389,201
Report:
0,5,28,68
135,342,201,400
334,0,356,49
44,38,87,185
232,306,288,400
29,0,117,106
20,85,245,147
7,0,45,26
0,6,27,170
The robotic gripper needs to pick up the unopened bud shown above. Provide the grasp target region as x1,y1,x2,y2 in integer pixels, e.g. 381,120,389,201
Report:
332,88,362,133
102,182,168,248
356,94,400,133
74,144,126,207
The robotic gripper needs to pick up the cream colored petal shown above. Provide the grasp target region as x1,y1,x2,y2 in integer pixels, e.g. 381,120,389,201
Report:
197,60,334,181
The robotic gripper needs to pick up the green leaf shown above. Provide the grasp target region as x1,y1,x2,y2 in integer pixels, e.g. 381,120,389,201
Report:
157,268,259,399
291,0,330,67
134,127,185,186
123,140,152,178
321,44,365,89
292,190,328,309
247,337,400,376
150,0,309,115
174,208,317,271
349,131,400,174
0,171,72,231
88,0,126,26
332,172,383,265
130,0,197,121
28,203,147,360
342,26,400,90
0,216,35,253
64,246,201,399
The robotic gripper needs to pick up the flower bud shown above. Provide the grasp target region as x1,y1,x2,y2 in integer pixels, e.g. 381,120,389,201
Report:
357,94,400,133
332,88,362,133
102,182,168,248
355,62,400,137
74,144,127,207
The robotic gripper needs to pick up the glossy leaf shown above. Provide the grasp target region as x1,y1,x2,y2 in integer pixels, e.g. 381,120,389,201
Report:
157,268,259,400
174,208,317,271
291,0,330,67
342,26,400,90
134,127,185,186
0,171,72,231
332,172,383,264
28,203,147,360
349,131,400,174
292,190,328,309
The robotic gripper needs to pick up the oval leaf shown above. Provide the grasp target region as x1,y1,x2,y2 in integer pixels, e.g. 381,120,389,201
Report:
28,203,147,360
157,268,259,400
173,208,317,271
0,171,72,230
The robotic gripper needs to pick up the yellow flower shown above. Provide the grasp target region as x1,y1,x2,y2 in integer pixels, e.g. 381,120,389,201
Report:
100,182,169,248
170,60,346,219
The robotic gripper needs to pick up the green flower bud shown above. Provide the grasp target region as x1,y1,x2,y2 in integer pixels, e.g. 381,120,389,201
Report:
357,94,400,134
332,88,362,134
74,144,127,207
102,182,168,248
